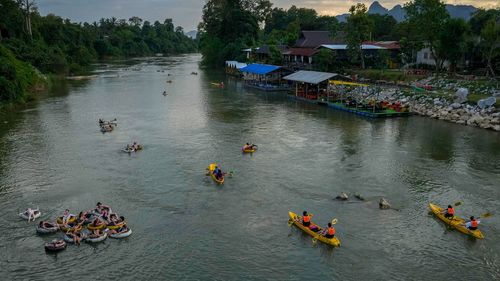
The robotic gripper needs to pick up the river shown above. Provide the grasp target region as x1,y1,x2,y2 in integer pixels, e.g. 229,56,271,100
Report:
0,54,499,280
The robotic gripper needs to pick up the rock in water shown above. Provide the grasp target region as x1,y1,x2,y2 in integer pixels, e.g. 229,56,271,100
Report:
354,193,365,201
454,88,469,104
379,198,391,209
336,192,349,201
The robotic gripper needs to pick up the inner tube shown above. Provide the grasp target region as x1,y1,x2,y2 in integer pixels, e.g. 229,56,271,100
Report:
86,232,107,243
45,240,67,252
110,228,132,239
36,223,59,234
60,224,82,233
19,210,41,221
107,222,125,230
63,233,85,243
87,222,105,230
63,234,75,243
56,215,76,225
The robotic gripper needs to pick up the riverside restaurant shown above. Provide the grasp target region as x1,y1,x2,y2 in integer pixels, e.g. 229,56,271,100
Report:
283,70,350,104
240,63,291,91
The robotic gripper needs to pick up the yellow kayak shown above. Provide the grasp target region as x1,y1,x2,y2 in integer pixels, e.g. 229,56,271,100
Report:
208,163,224,184
429,203,484,239
288,211,340,247
242,147,256,153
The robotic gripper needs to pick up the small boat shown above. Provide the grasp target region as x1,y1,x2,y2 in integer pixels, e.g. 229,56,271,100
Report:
288,211,341,247
19,209,41,221
429,203,484,239
208,163,224,184
44,240,67,252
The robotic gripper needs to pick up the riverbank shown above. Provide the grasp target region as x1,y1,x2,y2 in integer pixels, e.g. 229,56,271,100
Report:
333,70,499,131
342,86,500,131
0,45,48,111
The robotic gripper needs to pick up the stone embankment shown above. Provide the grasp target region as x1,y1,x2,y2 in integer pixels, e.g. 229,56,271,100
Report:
411,101,500,131
360,88,500,131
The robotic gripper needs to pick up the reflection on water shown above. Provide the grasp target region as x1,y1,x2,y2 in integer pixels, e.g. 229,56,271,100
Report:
0,54,499,280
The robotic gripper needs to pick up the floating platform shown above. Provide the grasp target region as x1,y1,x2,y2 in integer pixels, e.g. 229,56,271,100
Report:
244,83,290,92
287,95,411,118
327,102,411,118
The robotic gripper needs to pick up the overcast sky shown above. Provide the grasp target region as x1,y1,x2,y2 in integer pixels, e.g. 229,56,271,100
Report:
37,0,498,31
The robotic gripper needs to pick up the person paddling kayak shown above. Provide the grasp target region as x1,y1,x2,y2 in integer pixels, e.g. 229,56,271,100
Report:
441,205,455,219
301,211,311,227
300,211,320,232
462,216,480,230
323,222,336,238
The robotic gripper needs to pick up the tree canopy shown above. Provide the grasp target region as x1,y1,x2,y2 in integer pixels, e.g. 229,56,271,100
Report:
0,0,197,75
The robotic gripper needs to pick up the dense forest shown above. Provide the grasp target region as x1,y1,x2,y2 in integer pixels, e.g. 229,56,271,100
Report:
0,0,197,105
198,0,499,76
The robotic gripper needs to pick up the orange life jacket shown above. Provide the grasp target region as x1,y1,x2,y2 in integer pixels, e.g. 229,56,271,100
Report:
303,215,310,223
470,219,478,228
328,227,335,235
447,207,454,215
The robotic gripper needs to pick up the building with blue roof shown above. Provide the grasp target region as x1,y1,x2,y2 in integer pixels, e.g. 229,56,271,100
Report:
240,64,291,91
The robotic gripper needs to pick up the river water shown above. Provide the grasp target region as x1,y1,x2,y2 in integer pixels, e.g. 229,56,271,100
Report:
0,54,499,280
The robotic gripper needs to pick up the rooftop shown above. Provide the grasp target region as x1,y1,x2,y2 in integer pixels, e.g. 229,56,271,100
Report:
239,64,281,75
294,31,334,48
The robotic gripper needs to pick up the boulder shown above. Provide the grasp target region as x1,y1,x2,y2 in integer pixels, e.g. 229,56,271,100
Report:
336,192,348,201
354,193,365,201
379,198,391,210
479,121,492,129
450,103,462,109
478,97,496,109
454,88,469,103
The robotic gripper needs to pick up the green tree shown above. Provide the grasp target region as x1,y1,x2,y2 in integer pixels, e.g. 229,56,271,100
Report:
437,18,468,73
198,0,260,67
404,0,449,75
346,3,373,69
267,45,283,65
314,48,336,72
480,19,500,77
470,9,500,35
392,21,423,65
369,14,397,41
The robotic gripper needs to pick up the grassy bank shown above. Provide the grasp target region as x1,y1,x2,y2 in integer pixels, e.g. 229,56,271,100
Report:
355,69,423,83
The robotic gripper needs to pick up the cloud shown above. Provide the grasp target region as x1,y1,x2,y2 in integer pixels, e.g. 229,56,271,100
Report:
272,0,498,16
36,0,498,31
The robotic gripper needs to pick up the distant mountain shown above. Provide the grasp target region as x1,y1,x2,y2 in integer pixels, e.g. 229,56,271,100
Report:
388,5,405,22
336,1,478,22
185,30,197,39
368,1,388,15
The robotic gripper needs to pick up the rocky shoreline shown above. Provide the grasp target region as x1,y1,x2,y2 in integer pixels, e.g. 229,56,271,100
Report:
411,101,500,131
359,87,500,131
